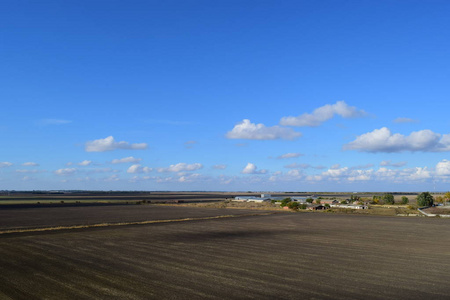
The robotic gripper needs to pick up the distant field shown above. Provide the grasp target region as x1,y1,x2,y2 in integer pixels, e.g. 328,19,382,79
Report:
0,205,449,299
0,191,436,206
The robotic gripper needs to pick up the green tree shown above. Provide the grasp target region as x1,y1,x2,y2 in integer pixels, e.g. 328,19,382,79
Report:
306,198,314,203
280,198,292,207
315,199,321,204
383,194,395,205
287,202,300,210
401,196,409,205
417,192,434,207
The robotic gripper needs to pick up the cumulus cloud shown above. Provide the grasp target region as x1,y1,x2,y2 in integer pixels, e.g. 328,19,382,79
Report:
226,119,302,140
85,136,148,152
54,168,77,176
157,163,203,173
436,159,450,176
380,160,407,167
277,152,303,159
111,156,142,164
393,117,418,124
22,162,39,167
127,164,153,174
241,163,267,174
212,164,227,170
77,160,92,166
0,162,13,168
406,167,431,180
344,127,450,152
280,101,366,127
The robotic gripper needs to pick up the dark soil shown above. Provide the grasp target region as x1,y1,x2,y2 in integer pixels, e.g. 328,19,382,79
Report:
0,207,449,299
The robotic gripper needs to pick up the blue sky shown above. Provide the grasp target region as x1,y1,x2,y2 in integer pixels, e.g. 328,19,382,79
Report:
1,0,450,191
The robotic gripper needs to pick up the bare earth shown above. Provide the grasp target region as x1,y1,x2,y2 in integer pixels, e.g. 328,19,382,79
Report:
0,205,449,299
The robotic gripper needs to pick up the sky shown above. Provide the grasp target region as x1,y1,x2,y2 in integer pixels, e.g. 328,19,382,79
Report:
1,0,450,192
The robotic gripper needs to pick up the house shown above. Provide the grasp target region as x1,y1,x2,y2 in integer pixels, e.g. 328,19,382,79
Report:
307,205,327,210
320,199,339,205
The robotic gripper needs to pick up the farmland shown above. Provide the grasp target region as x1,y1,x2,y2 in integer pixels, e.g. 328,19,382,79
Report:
0,203,450,299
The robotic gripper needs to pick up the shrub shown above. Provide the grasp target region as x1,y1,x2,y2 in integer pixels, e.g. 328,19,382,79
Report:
287,202,300,210
315,199,321,204
417,192,434,207
401,196,409,205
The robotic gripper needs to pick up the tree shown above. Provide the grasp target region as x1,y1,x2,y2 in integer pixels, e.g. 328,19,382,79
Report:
287,202,300,210
306,198,314,203
280,198,292,207
444,192,450,205
417,192,434,207
401,196,409,205
372,195,380,204
315,199,321,204
383,194,395,205
436,196,444,204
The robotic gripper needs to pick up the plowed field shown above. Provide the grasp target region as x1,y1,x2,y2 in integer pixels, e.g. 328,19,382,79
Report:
0,205,449,299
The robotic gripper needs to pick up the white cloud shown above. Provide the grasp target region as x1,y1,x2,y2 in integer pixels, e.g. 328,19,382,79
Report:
0,162,13,168
54,168,77,176
212,164,227,170
280,101,366,127
226,119,301,140
241,163,267,174
347,170,373,181
178,173,202,182
16,169,45,174
405,167,431,180
157,163,203,173
22,162,39,167
104,175,120,182
380,160,407,167
77,160,92,166
38,119,72,125
85,136,148,152
436,159,450,176
344,127,450,152
393,117,418,124
111,156,142,164
277,152,303,159
127,164,153,174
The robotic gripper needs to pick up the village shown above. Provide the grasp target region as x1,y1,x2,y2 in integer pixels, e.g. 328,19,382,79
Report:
233,194,369,210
